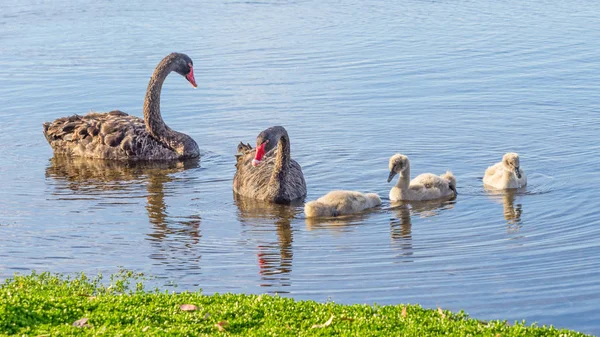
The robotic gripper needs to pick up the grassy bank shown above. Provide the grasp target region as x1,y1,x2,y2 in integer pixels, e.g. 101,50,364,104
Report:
0,271,589,336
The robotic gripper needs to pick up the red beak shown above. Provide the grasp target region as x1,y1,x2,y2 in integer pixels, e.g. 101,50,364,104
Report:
252,142,267,167
185,65,197,88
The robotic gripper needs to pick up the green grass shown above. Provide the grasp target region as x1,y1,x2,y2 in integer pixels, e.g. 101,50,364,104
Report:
0,271,590,336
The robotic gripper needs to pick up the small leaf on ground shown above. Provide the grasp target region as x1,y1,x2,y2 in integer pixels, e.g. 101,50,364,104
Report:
72,317,91,328
438,307,446,319
312,315,334,328
216,321,229,332
180,304,198,311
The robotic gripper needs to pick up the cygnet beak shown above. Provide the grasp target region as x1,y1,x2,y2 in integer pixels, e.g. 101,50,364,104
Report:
514,167,522,179
450,184,458,195
387,171,397,183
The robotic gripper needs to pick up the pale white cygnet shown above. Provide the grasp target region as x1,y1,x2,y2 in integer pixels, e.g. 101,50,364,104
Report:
387,154,457,201
483,152,527,189
304,190,382,218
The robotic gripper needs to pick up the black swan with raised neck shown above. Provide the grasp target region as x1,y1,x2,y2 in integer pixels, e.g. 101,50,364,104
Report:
43,53,200,160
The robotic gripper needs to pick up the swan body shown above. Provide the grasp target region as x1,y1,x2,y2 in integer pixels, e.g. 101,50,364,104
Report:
387,153,457,201
233,126,306,204
304,190,381,218
43,53,199,161
483,152,527,189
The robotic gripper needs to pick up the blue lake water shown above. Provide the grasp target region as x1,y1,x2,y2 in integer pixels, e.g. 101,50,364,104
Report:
1,0,600,334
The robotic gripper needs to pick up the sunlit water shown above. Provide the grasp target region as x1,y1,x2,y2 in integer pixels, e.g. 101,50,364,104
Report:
1,0,600,334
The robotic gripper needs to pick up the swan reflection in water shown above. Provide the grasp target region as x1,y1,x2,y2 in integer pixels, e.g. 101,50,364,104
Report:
304,211,375,232
45,155,202,265
233,194,300,292
484,188,524,232
389,200,456,261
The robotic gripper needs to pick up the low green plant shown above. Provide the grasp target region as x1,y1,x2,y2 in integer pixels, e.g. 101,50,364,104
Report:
0,271,590,336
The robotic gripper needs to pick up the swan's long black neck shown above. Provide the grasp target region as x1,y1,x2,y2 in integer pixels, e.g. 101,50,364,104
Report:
270,133,291,187
142,54,200,158
143,56,174,139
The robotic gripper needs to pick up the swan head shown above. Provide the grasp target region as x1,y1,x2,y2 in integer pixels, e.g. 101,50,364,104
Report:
387,153,409,182
172,53,197,88
252,126,288,167
502,152,522,179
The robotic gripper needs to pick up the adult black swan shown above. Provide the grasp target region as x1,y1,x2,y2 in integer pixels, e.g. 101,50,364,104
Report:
234,126,306,204
43,53,200,160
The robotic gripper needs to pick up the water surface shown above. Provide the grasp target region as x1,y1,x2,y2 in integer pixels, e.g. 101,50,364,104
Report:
1,0,600,334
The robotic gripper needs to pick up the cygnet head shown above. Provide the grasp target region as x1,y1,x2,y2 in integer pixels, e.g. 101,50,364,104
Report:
387,153,410,183
502,152,522,178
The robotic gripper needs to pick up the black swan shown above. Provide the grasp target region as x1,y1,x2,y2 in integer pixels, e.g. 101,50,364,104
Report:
43,53,200,160
233,126,306,204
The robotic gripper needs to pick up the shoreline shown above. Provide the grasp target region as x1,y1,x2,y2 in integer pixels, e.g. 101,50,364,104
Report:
0,271,590,336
